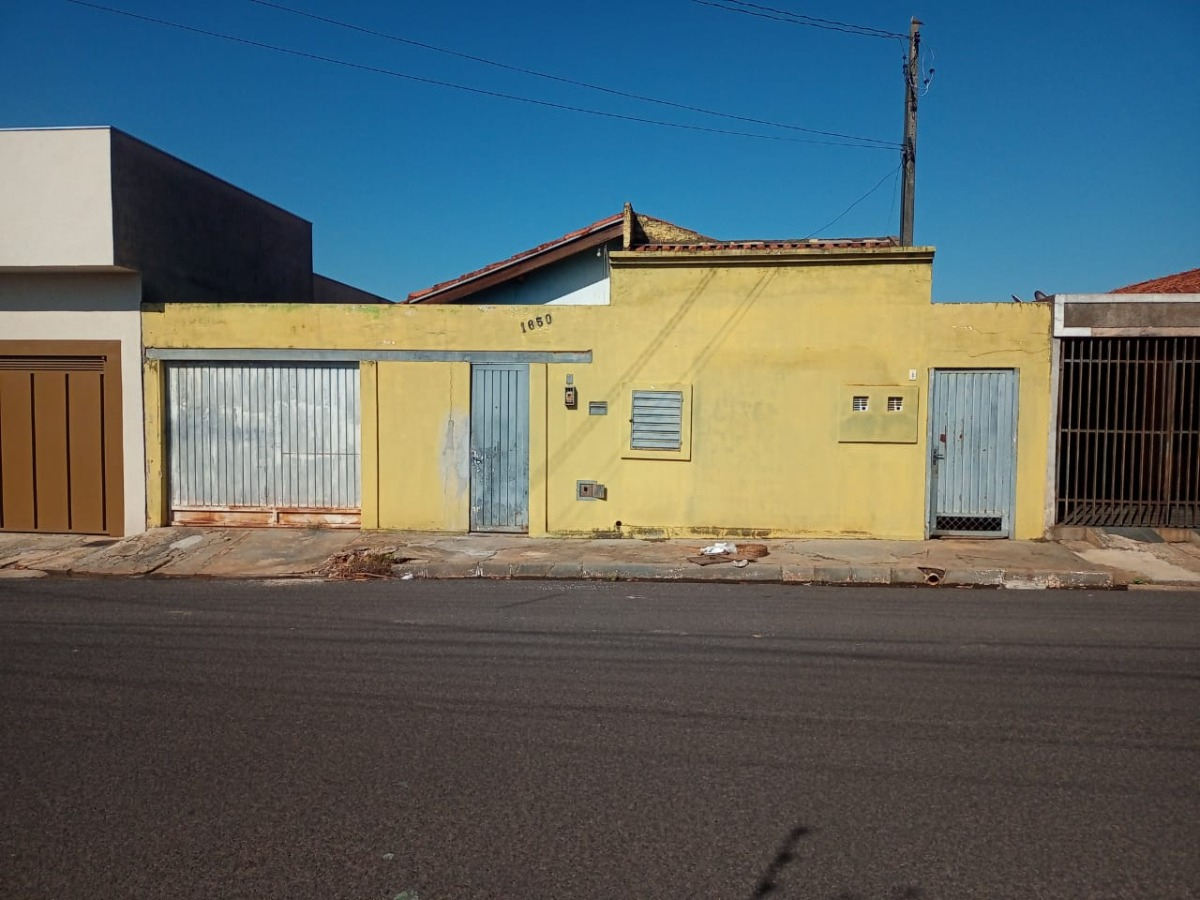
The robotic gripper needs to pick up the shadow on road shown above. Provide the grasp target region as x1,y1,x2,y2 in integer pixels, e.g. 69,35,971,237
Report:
749,824,924,899
749,824,809,897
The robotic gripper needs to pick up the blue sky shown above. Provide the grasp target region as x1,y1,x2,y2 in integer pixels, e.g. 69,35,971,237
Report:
4,0,1198,301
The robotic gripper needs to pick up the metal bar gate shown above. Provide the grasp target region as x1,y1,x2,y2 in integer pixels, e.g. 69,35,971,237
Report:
1057,337,1200,527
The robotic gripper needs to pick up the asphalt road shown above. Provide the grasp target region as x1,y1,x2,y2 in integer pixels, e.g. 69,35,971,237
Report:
1,579,1197,900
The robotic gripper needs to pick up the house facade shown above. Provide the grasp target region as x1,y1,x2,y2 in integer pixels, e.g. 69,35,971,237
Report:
142,206,1055,539
0,126,381,536
1050,268,1200,530
2,126,1065,540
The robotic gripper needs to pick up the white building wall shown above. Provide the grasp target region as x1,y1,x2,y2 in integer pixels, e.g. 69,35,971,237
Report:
0,272,146,535
545,276,609,306
455,243,613,306
0,127,115,267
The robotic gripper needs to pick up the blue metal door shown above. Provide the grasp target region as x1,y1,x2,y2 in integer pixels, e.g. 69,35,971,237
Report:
470,364,529,532
928,369,1018,537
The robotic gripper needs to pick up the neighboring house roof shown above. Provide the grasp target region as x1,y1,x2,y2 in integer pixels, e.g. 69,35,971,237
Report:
406,203,897,304
406,213,624,304
1112,267,1200,294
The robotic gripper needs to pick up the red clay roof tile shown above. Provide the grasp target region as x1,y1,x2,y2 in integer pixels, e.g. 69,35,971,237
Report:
1112,267,1200,293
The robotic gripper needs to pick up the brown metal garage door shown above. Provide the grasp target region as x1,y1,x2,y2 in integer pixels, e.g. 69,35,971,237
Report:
0,342,124,535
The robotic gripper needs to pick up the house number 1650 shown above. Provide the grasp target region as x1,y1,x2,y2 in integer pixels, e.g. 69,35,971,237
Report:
521,313,552,334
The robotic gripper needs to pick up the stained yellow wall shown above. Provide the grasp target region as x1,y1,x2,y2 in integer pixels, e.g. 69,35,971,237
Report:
376,361,471,532
141,247,1053,538
925,302,1054,538
359,361,379,529
142,357,167,528
554,252,1051,539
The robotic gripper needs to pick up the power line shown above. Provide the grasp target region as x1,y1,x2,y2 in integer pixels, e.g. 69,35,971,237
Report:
695,0,905,39
247,0,899,148
920,45,936,96
886,164,901,234
63,0,898,150
686,0,906,40
802,165,902,239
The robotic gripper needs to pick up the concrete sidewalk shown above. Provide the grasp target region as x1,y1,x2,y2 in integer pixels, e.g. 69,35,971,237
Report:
3,525,1199,588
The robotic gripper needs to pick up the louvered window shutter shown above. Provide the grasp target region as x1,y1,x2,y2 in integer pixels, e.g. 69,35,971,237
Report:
630,390,683,451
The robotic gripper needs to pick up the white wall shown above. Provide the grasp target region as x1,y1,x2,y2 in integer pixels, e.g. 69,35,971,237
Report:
0,272,146,535
546,276,610,306
455,242,614,305
0,127,115,267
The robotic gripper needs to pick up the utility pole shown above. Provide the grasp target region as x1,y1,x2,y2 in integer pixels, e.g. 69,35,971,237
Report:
900,17,922,246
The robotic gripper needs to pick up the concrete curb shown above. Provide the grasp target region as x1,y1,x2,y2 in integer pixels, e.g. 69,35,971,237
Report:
0,564,1121,588
385,560,1117,589
1047,571,1116,589
0,529,1157,589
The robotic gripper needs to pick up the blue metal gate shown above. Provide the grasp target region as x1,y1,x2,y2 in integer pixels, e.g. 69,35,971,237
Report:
928,369,1018,538
470,364,529,532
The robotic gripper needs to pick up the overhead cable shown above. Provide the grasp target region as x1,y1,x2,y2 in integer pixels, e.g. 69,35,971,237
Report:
802,165,903,239
686,0,906,40
64,0,898,150
247,0,898,148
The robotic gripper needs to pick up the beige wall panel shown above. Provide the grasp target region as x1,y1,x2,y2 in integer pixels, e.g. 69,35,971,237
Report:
0,128,114,267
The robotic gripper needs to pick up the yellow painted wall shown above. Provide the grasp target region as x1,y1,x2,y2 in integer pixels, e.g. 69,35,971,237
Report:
925,302,1054,539
142,357,167,528
359,361,379,529
376,361,471,532
141,248,1053,538
553,253,1050,539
